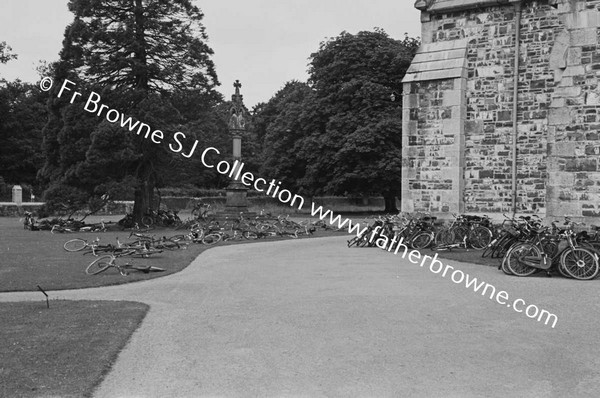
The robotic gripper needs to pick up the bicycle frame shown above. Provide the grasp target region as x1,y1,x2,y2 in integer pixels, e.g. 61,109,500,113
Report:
514,227,581,270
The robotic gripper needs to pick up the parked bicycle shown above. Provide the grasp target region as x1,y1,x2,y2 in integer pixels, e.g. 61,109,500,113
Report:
503,218,599,280
433,214,493,250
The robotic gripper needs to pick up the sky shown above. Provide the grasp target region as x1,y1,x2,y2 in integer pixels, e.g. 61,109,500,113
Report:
0,0,422,108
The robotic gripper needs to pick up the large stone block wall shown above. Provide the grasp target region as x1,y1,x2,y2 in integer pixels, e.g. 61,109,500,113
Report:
402,78,465,213
546,0,600,219
422,1,560,214
405,0,600,220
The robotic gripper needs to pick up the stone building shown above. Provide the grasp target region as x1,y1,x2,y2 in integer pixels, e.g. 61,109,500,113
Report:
401,0,600,221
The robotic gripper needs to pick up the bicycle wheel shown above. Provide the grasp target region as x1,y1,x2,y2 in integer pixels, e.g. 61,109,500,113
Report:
481,238,497,258
500,254,513,275
141,216,154,228
468,226,493,250
202,233,222,245
64,238,88,252
410,231,434,250
452,226,469,244
505,243,540,277
434,228,454,246
492,235,516,258
168,234,187,242
86,255,113,275
556,258,572,279
560,248,599,280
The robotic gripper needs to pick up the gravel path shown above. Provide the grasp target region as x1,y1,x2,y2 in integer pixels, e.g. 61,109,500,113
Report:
2,236,599,397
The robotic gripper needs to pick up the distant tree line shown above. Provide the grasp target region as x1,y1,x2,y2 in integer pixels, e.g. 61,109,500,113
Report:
0,1,419,217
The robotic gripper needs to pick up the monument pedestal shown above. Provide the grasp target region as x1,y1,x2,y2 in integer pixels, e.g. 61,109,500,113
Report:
214,180,257,220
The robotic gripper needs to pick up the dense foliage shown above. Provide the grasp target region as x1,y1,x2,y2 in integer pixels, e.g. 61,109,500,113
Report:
0,43,46,200
37,0,226,219
252,30,419,211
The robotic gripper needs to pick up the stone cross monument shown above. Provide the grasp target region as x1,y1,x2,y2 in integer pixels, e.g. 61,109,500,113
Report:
223,80,251,215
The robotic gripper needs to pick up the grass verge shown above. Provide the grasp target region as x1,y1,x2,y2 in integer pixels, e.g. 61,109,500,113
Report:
0,300,148,398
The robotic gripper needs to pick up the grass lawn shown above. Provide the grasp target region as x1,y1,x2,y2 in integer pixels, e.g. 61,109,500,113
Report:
0,300,148,398
0,216,344,292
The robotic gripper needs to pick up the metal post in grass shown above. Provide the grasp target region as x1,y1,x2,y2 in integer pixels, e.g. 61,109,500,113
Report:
37,285,49,309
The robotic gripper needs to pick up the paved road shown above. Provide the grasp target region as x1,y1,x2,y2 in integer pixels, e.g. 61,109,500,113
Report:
2,236,600,397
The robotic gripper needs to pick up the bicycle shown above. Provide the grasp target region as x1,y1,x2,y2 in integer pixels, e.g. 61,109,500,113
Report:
64,237,113,255
433,214,493,250
483,214,536,259
192,201,213,221
503,220,599,280
86,251,165,276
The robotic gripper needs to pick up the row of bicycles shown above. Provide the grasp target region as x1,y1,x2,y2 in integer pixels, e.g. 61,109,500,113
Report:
347,212,600,280
24,208,182,232
347,212,494,251
175,214,338,244
487,215,600,280
63,213,340,276
23,211,108,233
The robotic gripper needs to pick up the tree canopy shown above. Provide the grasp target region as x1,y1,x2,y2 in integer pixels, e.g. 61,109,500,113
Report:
0,44,46,200
0,80,47,186
38,0,224,219
252,30,419,210
0,41,17,64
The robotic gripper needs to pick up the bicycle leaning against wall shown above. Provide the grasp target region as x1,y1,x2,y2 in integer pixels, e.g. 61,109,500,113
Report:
433,213,493,251
503,219,600,280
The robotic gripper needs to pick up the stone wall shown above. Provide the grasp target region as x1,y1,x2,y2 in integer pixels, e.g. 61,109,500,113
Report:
402,78,465,213
547,0,600,219
404,0,600,220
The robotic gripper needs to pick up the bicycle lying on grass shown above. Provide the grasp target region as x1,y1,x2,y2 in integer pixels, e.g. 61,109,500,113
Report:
63,236,166,257
86,251,165,276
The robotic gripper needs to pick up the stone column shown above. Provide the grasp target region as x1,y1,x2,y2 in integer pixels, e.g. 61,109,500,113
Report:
223,80,252,216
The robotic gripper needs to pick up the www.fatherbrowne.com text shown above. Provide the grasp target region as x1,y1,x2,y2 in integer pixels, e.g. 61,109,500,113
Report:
308,205,558,329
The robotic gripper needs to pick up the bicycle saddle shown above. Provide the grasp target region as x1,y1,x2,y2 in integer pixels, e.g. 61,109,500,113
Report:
532,226,548,234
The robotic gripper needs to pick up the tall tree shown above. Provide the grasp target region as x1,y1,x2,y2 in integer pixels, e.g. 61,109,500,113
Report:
254,30,419,211
0,44,46,195
40,0,221,220
0,81,47,185
305,30,419,211
253,81,317,194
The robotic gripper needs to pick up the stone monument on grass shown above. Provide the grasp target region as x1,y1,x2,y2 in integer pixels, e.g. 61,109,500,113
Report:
218,80,255,218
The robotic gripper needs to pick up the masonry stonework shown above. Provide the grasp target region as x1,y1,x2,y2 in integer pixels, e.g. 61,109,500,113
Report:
403,0,600,221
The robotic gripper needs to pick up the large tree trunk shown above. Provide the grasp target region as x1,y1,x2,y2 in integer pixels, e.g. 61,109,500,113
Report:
383,194,398,213
132,161,155,222
132,181,154,223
